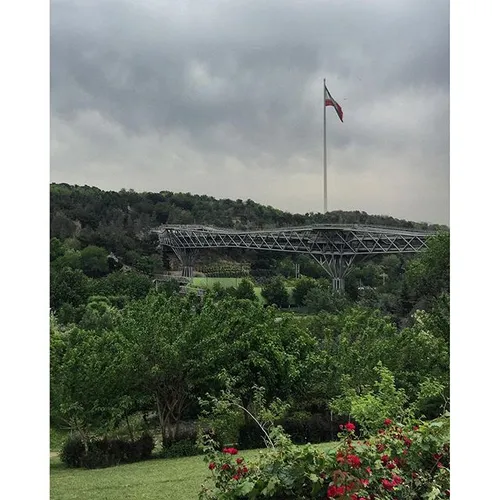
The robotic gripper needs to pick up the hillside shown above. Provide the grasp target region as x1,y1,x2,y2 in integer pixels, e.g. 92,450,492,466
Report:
50,183,446,267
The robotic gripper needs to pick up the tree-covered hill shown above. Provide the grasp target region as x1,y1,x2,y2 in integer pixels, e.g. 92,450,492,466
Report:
50,182,447,262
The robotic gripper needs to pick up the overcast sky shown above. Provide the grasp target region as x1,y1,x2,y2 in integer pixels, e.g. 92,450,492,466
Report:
50,0,449,224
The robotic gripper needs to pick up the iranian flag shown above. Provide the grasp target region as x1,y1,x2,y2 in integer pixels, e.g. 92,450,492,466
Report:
324,84,343,123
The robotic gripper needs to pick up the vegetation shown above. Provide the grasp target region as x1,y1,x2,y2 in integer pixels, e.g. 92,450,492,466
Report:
50,183,449,497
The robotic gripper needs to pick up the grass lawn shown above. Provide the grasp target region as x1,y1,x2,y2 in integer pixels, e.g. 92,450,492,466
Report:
50,442,338,500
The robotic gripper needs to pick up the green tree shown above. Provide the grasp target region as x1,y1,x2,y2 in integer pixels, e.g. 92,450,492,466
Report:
234,278,257,301
261,277,289,308
50,321,132,442
90,271,153,300
117,293,207,446
80,245,110,278
292,277,318,307
79,296,121,332
50,238,66,262
193,297,317,413
404,232,450,306
303,287,350,314
50,267,90,310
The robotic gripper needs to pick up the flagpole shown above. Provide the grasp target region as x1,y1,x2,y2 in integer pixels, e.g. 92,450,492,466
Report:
323,78,327,214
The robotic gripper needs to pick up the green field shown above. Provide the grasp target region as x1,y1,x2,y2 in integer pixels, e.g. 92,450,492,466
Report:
50,442,338,500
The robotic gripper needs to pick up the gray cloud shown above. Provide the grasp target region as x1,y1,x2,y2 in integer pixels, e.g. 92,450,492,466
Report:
51,0,449,224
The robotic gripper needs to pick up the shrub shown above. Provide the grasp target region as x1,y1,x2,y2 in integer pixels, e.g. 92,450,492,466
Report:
60,433,155,469
199,415,450,499
60,436,86,468
160,438,202,458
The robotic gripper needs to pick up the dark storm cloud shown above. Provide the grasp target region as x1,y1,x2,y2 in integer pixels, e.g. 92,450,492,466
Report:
50,0,449,223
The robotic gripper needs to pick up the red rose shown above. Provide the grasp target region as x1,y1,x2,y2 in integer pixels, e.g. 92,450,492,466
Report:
381,479,394,491
347,454,362,468
360,479,369,487
208,462,216,470
413,425,419,431
236,457,244,464
232,474,240,480
327,485,346,497
386,461,396,470
365,467,372,475
345,422,356,432
221,463,230,471
403,437,412,447
376,443,386,453
242,466,248,474
381,454,390,464
391,474,403,485
223,447,238,455
383,418,392,426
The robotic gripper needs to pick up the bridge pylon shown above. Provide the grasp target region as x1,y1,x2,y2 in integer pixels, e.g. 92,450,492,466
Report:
172,248,198,279
310,254,356,293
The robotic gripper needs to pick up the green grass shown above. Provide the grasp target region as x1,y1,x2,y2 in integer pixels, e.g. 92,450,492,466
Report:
50,442,338,500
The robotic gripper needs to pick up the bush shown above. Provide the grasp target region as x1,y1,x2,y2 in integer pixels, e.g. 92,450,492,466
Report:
160,438,202,458
60,433,155,469
60,436,86,468
199,415,450,499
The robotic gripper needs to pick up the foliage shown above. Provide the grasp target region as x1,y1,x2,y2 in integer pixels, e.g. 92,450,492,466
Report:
80,245,112,278
292,277,318,306
234,278,258,301
60,433,154,469
330,364,409,436
404,232,449,309
116,293,208,446
261,276,290,308
50,266,90,310
199,415,450,499
159,439,202,459
79,296,121,332
304,287,351,314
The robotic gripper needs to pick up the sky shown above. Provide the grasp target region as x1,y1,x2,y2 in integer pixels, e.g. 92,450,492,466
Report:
50,0,450,224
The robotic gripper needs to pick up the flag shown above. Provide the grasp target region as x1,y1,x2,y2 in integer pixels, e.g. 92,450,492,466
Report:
324,84,343,123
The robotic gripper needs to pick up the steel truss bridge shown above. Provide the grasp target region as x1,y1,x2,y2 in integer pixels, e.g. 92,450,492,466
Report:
154,224,437,292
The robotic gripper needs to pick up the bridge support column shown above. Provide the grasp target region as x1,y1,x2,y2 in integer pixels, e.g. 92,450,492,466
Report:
310,254,355,293
172,248,198,279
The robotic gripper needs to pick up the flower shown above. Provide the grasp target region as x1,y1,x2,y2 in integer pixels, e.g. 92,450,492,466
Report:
347,454,362,468
365,467,372,475
208,462,216,470
381,454,390,465
232,474,240,480
327,485,346,497
223,447,238,455
221,463,230,471
381,479,394,491
360,479,369,487
386,461,396,470
392,474,403,485
236,457,244,465
345,422,356,432
383,418,392,426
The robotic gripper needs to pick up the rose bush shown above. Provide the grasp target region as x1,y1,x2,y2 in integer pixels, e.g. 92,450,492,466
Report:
199,414,449,499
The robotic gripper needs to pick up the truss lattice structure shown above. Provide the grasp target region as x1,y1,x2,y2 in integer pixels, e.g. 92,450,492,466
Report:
154,224,437,291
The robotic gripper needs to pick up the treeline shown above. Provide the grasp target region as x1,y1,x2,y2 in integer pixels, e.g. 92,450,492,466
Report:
51,281,449,460
50,182,447,260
